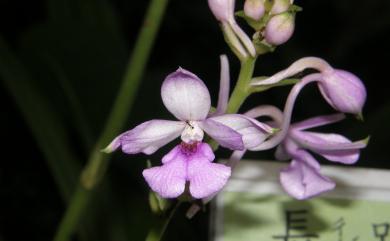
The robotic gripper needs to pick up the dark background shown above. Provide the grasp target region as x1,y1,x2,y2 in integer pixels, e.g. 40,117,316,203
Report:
1,0,390,240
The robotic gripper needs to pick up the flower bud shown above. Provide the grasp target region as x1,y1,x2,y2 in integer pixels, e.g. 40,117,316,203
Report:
319,69,366,115
208,0,233,22
244,0,265,21
271,0,290,14
265,12,295,45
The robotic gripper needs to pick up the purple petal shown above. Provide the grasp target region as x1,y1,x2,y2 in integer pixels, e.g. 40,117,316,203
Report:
188,145,231,199
275,145,289,161
212,55,230,116
280,160,335,200
280,139,322,170
291,113,345,131
319,69,367,115
161,68,211,121
209,114,273,150
292,131,366,164
292,129,366,149
106,120,185,155
142,154,187,198
196,142,216,161
199,118,244,150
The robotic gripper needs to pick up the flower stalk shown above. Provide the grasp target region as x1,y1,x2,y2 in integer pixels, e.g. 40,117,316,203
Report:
226,56,257,114
53,0,170,240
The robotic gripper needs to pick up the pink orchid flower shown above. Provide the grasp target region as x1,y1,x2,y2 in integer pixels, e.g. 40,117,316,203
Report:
104,56,272,199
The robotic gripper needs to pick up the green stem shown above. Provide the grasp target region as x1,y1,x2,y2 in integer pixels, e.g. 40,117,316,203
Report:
226,57,257,114
53,0,169,240
145,202,181,241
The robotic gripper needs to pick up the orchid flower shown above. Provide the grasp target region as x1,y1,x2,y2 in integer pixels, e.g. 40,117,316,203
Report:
251,57,367,115
104,56,273,199
275,113,368,199
208,0,256,58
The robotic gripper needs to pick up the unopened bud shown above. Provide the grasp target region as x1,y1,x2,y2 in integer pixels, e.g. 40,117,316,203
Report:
244,0,265,21
208,0,234,22
271,0,290,14
319,69,366,115
265,12,295,45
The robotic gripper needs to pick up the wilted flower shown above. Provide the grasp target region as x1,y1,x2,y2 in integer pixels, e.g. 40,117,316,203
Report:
276,114,368,199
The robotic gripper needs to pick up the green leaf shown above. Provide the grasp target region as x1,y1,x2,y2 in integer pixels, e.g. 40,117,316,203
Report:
0,36,81,200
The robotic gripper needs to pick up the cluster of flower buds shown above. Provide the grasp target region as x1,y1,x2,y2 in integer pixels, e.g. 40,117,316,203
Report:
208,0,298,58
245,0,296,45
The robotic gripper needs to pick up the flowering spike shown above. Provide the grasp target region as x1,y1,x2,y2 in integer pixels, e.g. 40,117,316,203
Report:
265,12,295,45
244,0,265,21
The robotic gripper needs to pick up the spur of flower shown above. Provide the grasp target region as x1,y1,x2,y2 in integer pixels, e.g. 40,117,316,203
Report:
104,59,273,199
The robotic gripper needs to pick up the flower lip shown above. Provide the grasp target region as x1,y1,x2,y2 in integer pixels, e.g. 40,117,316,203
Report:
142,142,231,199
180,141,200,156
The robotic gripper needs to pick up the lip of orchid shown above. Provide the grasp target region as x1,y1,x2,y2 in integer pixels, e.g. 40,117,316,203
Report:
143,142,232,199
